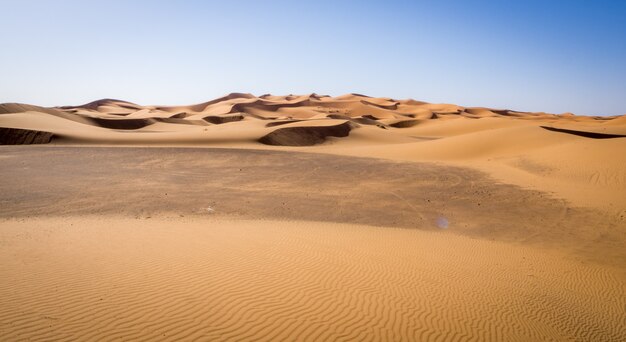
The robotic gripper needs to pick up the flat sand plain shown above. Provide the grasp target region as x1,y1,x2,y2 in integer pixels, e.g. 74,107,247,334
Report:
1,217,624,341
1,94,625,340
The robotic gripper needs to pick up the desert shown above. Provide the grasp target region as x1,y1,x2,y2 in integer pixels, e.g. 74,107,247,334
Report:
1,94,625,340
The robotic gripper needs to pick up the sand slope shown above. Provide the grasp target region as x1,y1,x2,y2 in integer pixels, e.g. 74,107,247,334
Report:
1,94,625,211
1,93,624,146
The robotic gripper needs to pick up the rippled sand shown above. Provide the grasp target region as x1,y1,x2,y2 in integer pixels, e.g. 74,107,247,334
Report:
0,147,624,340
1,217,624,341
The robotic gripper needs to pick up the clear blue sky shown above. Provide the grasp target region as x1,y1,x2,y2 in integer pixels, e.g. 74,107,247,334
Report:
1,0,624,115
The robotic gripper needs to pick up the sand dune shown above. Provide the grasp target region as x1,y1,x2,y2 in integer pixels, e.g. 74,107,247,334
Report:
1,94,625,340
3,93,623,144
1,94,624,230
1,94,625,209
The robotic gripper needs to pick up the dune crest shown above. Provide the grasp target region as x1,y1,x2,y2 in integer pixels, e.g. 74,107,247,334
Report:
1,94,625,210
1,93,623,146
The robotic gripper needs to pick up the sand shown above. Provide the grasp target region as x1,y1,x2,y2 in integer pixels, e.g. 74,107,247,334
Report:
1,217,624,341
1,93,625,211
1,94,625,340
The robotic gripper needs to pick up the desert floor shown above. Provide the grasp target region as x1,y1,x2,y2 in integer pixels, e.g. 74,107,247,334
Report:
0,146,624,341
1,94,625,340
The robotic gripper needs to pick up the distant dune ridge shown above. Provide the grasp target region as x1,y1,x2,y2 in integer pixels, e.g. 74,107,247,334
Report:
1,93,625,210
1,93,624,146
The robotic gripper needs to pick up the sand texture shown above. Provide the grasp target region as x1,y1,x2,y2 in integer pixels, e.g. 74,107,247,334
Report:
1,93,625,210
1,217,625,341
1,94,625,340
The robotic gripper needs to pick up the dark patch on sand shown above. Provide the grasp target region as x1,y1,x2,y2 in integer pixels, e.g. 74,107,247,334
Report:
0,128,54,145
0,146,623,268
541,126,626,139
259,122,354,146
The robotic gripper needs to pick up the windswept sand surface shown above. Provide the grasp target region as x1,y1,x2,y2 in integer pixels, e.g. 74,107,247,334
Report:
1,217,625,341
1,94,625,340
0,146,625,340
1,93,625,210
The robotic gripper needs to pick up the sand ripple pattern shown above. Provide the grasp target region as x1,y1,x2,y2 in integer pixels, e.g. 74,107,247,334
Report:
1,218,624,341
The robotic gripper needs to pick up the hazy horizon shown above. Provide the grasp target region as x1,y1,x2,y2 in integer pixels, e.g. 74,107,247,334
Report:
1,0,625,116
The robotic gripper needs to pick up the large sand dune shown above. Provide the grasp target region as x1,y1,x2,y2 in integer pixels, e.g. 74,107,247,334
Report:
1,94,625,340
1,93,625,210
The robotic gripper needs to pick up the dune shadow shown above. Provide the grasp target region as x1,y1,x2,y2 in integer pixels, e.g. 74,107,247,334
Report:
540,126,626,139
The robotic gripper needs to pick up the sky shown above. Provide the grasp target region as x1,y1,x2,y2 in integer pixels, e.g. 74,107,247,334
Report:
1,0,624,116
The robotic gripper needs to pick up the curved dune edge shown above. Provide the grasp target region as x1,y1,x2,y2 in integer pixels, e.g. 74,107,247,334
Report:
0,216,624,341
1,94,624,143
540,125,626,139
0,127,54,144
1,94,625,210
203,114,245,124
259,121,355,146
87,117,155,130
